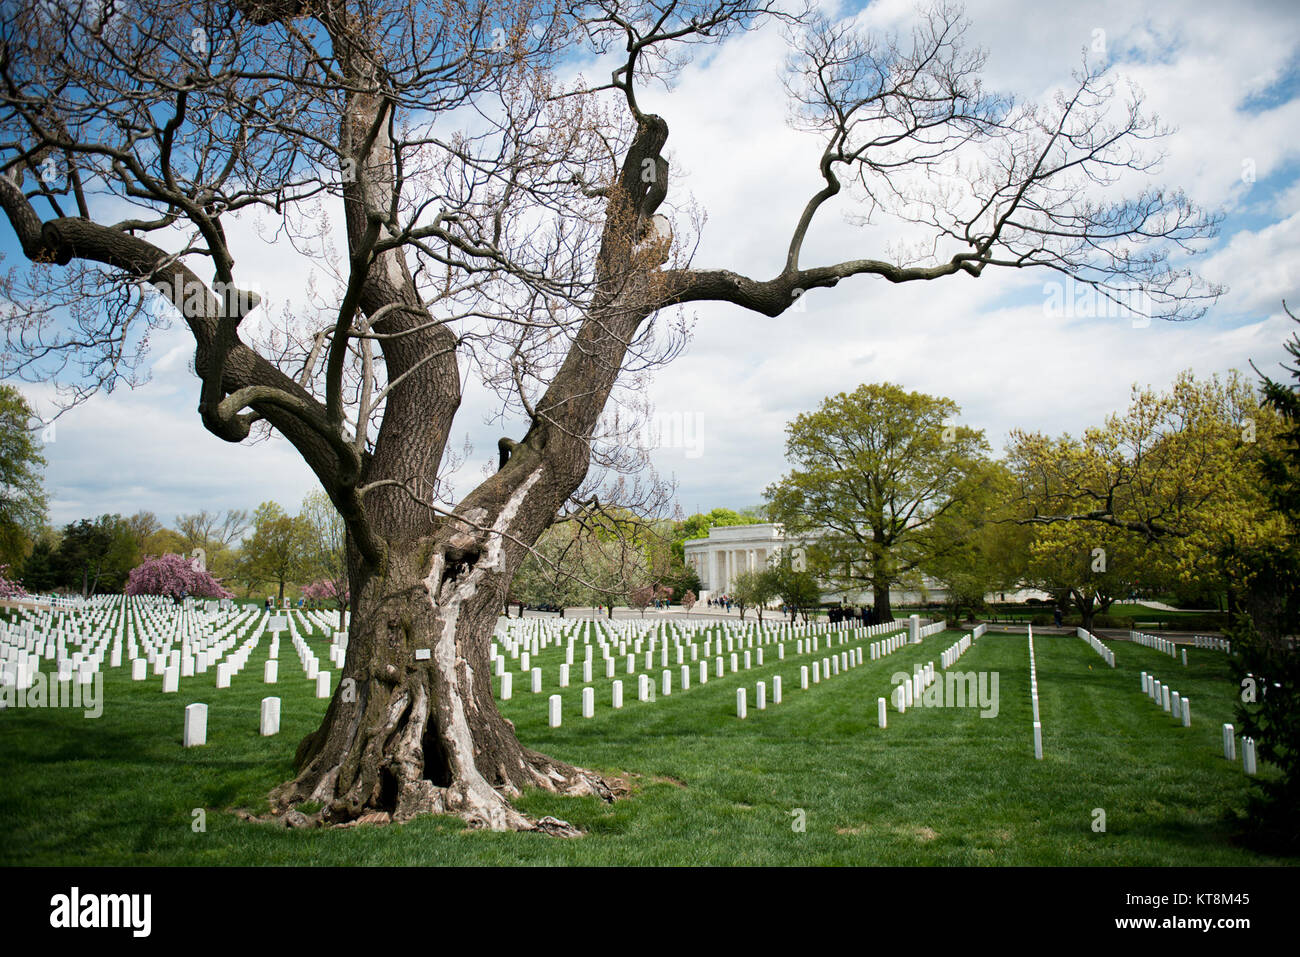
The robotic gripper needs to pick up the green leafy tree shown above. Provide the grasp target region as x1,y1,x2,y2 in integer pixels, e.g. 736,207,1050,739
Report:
924,463,1031,621
237,502,308,602
1007,370,1285,620
731,567,777,622
766,383,990,621
1024,524,1147,631
0,384,48,569
52,514,137,595
766,547,822,623
144,527,190,560
18,532,58,593
671,507,761,565
124,511,162,556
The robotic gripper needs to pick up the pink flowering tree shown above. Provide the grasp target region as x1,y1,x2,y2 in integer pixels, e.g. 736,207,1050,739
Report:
302,578,348,609
126,554,234,602
0,564,27,600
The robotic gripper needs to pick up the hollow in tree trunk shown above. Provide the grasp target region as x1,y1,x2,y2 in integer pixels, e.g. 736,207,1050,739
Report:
270,531,611,832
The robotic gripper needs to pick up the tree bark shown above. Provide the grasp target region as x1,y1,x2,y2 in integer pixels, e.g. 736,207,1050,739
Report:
1074,589,1095,632
271,528,611,831
873,575,893,622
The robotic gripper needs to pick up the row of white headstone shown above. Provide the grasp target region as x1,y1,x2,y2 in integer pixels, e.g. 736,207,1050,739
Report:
538,621,946,722
1193,635,1231,653
742,644,867,717
1,596,268,692
870,631,912,660
495,614,883,651
916,618,948,641
890,660,938,714
494,617,901,675
182,695,284,746
542,639,880,726
0,599,343,710
1140,671,1192,727
1130,630,1178,658
500,618,905,702
1076,627,1116,667
941,634,974,670
1028,625,1042,760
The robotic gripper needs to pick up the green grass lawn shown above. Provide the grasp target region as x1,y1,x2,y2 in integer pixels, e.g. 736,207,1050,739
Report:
0,618,1287,865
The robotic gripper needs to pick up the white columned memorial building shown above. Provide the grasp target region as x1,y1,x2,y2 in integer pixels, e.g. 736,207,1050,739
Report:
683,522,1049,605
682,523,787,598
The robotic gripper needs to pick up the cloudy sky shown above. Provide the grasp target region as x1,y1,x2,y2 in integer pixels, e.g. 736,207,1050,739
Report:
6,0,1299,530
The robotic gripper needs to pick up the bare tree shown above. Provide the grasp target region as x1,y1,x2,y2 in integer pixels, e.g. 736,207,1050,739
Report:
0,0,1219,830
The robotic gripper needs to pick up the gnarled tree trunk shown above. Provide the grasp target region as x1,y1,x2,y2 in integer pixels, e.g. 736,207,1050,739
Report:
271,526,609,830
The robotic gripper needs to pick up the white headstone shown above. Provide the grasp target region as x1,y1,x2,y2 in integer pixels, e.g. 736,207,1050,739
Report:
260,696,281,736
548,694,562,728
183,702,208,748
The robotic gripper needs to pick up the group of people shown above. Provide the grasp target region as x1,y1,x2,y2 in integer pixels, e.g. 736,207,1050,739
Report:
707,595,734,612
263,595,313,611
828,604,879,625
